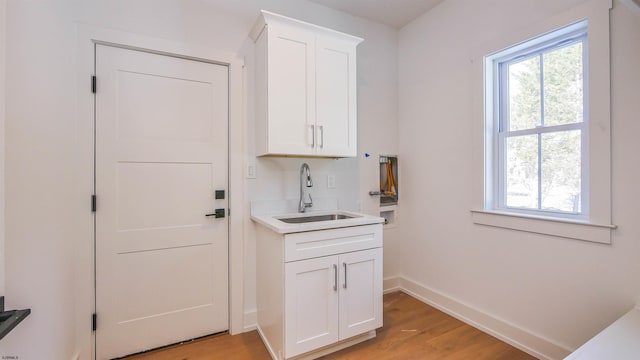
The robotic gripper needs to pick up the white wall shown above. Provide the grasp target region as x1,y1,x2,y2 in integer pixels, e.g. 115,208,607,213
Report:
9,0,639,358
398,0,640,355
1,0,398,358
354,22,400,280
0,0,5,299
3,2,81,358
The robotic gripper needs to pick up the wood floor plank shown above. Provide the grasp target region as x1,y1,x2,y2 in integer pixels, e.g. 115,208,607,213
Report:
122,331,270,360
122,292,537,360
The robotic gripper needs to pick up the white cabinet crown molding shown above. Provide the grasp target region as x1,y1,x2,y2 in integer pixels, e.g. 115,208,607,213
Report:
249,10,363,45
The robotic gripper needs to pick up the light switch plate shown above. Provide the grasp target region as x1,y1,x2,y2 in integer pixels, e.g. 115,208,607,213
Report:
246,161,257,179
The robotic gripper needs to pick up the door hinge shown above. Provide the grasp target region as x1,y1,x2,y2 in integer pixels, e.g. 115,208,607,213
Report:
91,195,96,212
92,313,97,331
228,208,231,217
91,75,97,93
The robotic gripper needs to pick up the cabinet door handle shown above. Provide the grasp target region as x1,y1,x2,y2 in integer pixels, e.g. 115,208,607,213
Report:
311,125,316,148
343,262,347,289
333,264,338,291
319,125,324,149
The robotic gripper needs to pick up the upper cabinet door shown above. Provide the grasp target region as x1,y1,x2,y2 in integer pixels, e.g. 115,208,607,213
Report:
266,24,316,156
316,35,358,157
251,10,363,158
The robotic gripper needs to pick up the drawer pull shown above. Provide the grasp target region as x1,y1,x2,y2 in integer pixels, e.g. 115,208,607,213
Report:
333,264,338,291
343,262,348,289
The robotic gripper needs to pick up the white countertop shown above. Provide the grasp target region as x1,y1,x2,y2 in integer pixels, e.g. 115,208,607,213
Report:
250,200,384,234
564,305,640,360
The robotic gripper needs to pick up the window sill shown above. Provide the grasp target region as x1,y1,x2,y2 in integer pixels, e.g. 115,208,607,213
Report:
471,210,616,244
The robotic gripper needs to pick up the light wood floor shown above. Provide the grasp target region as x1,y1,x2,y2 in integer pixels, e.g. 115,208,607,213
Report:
124,292,537,360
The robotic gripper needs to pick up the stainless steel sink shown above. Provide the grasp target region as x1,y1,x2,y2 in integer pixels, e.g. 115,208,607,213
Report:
276,213,357,224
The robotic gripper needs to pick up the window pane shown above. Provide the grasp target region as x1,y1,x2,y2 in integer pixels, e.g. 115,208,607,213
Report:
508,56,541,131
505,135,538,209
541,130,581,212
543,41,583,126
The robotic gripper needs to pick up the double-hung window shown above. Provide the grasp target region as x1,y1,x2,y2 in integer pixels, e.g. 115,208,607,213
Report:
473,1,614,244
491,22,587,219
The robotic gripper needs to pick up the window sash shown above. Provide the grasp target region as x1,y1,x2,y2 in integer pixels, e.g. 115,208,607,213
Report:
492,28,587,71
497,125,585,215
493,33,588,219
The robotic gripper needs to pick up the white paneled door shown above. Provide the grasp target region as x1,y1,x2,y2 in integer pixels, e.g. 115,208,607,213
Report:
95,44,229,359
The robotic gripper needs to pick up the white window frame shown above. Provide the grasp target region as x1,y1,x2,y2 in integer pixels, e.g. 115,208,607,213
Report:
492,23,588,220
470,0,615,244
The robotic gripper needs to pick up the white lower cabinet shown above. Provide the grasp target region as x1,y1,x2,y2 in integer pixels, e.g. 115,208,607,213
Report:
255,224,383,359
285,248,382,357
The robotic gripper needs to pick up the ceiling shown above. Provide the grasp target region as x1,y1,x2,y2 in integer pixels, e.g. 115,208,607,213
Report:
308,0,445,28
621,0,640,15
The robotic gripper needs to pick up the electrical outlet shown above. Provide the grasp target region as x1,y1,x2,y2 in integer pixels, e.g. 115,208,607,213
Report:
327,174,336,188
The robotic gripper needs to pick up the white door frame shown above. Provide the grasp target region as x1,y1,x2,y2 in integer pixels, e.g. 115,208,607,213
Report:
75,25,245,359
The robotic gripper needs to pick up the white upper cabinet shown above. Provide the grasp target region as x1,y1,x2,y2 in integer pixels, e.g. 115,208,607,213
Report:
250,11,363,157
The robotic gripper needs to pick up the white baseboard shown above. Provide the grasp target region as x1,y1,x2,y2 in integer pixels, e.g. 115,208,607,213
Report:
383,275,572,360
383,276,401,294
243,309,257,332
290,331,376,360
257,325,280,360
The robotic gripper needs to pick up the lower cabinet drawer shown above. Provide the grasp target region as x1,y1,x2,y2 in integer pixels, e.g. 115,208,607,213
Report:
284,224,382,262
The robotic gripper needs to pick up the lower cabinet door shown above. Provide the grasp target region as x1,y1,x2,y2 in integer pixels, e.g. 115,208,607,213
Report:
339,248,383,340
285,255,339,357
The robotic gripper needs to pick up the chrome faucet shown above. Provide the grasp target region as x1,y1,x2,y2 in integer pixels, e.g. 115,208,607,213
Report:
299,163,313,213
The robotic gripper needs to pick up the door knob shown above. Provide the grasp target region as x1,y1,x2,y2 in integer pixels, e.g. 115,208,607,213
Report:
206,208,225,218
